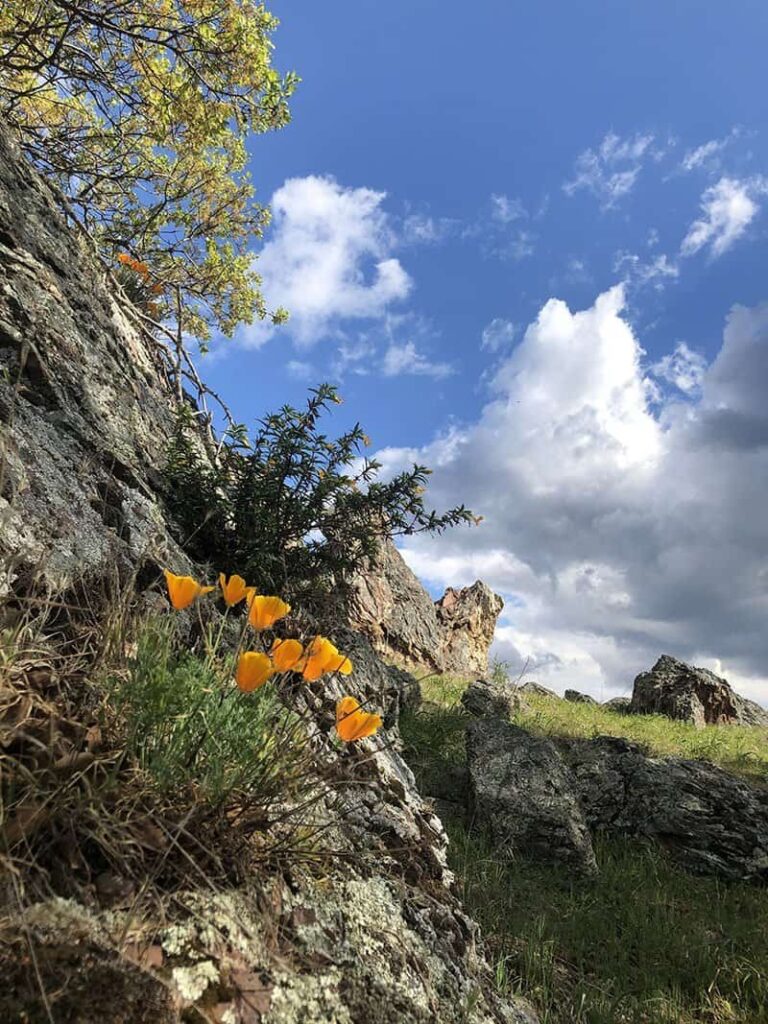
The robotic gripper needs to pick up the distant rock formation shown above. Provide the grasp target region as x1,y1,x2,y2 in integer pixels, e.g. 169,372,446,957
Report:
436,581,504,677
564,689,596,704
630,654,768,727
344,539,503,677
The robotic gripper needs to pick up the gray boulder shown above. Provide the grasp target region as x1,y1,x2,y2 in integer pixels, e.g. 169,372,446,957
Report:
461,677,524,719
466,719,597,876
566,736,768,882
602,696,632,713
564,689,597,704
518,681,559,699
630,654,768,727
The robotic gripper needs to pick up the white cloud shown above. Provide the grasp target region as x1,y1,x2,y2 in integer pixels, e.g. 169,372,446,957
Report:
564,132,656,208
650,342,707,395
680,128,741,172
481,318,517,352
680,176,768,258
383,289,768,701
614,251,679,290
241,175,411,348
286,359,315,380
401,212,458,245
491,194,527,224
381,341,453,379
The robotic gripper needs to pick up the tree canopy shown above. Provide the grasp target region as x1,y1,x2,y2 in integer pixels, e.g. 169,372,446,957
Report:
0,1,296,346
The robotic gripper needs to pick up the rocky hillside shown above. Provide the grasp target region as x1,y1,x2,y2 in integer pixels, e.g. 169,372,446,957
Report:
0,127,536,1023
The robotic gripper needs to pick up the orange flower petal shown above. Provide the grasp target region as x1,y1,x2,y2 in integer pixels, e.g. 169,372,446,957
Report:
163,570,212,610
271,638,304,672
336,696,382,742
301,637,353,681
247,594,290,631
235,651,274,692
219,573,249,607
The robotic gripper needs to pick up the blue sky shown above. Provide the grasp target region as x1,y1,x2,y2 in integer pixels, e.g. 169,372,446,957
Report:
204,1,768,700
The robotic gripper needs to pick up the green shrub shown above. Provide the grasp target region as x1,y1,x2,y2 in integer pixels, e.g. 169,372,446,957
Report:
166,383,474,612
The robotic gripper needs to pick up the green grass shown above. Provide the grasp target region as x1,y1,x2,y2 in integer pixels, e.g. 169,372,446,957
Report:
401,676,768,1024
511,693,768,786
107,619,311,808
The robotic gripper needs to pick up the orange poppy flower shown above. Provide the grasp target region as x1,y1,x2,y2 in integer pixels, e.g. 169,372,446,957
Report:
219,573,250,607
247,594,291,631
163,569,214,610
301,636,353,682
270,638,304,672
235,651,274,692
336,696,382,742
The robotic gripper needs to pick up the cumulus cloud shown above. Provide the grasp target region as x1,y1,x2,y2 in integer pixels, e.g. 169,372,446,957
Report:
650,342,707,395
564,132,656,208
680,176,768,258
382,289,768,701
241,175,411,348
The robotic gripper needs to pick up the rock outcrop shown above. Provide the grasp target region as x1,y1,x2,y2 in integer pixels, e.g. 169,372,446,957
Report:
435,581,504,677
466,719,598,877
517,681,559,699
565,736,768,883
602,696,632,713
0,126,538,1024
342,540,446,672
630,654,768,727
0,127,190,600
564,689,596,704
344,539,504,677
461,677,525,719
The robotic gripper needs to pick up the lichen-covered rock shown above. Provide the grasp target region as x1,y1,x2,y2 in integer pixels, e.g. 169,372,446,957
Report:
436,581,504,678
602,696,632,713
630,654,768,727
461,677,525,719
564,689,596,704
466,718,597,876
565,736,768,882
0,126,192,600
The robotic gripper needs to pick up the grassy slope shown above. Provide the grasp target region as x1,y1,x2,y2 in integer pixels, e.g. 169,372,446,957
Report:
401,676,768,1024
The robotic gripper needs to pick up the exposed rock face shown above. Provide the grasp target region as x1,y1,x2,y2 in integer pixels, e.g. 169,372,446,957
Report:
466,719,598,876
0,129,539,1024
0,127,190,599
630,654,768,727
436,581,504,677
564,689,596,704
461,677,525,719
565,736,768,883
344,539,504,677
343,540,446,672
